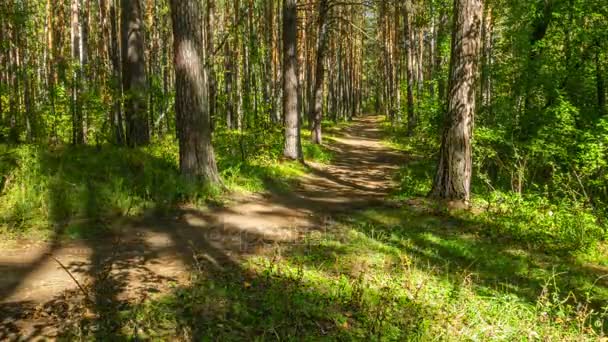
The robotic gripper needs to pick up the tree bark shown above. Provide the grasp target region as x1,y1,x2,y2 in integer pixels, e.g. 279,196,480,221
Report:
223,3,234,129
71,0,84,145
206,0,217,130
404,0,416,135
121,0,149,147
430,0,483,204
109,0,125,144
282,0,303,160
480,3,493,118
169,0,221,184
309,0,329,144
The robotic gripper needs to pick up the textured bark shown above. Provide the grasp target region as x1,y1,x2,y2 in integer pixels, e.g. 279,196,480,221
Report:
436,9,448,102
169,0,221,184
430,0,482,204
282,0,303,160
121,0,149,147
309,0,329,144
109,0,125,145
206,0,217,130
71,0,84,145
81,0,90,143
403,0,416,135
223,3,234,129
480,4,493,117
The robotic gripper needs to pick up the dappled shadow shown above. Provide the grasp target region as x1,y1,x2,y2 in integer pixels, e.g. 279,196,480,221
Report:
332,204,608,312
8,115,603,338
1,115,410,338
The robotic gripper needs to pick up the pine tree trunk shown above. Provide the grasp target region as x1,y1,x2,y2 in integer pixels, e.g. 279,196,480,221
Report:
206,0,217,130
109,0,124,145
223,3,234,129
430,0,483,205
169,0,221,184
404,0,416,135
480,4,493,118
121,0,149,147
282,0,302,160
71,0,84,145
309,0,329,144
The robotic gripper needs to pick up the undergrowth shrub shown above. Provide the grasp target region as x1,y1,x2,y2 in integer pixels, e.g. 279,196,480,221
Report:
0,144,201,235
383,118,607,253
473,192,605,252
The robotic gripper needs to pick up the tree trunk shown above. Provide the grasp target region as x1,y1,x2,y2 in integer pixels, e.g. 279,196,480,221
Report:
404,0,416,135
597,50,606,117
206,0,217,130
109,0,124,145
223,3,234,129
121,0,149,147
430,0,483,205
80,0,90,143
71,0,84,145
480,3,493,118
169,0,221,184
282,0,303,160
309,0,329,144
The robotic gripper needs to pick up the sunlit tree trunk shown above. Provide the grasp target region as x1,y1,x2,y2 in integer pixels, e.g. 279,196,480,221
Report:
71,0,84,145
223,3,235,129
480,3,493,119
121,0,149,147
404,0,416,135
282,0,303,160
309,0,329,144
109,0,124,145
430,0,483,205
206,0,217,130
169,0,221,183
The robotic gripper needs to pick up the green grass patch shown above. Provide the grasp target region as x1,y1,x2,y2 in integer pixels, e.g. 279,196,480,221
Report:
0,125,336,240
64,206,608,340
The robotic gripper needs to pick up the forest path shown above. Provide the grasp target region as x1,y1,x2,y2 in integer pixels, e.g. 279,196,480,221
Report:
0,115,405,339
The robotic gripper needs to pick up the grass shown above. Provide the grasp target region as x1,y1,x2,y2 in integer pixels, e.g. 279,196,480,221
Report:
0,125,334,240
4,117,608,339
56,205,608,340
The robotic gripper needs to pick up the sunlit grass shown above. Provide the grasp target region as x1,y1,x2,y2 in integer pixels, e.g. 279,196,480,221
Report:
0,124,335,240
84,206,608,340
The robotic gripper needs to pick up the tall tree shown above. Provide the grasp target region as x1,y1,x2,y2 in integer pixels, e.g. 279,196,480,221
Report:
282,0,303,160
71,0,85,144
109,0,125,144
430,0,483,204
122,0,149,146
403,0,416,135
169,0,221,183
309,0,330,144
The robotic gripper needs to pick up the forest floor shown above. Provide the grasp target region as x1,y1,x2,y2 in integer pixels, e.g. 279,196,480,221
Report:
1,116,606,340
0,116,407,339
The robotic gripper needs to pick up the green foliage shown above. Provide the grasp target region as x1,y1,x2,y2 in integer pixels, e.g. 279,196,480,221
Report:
0,143,199,237
384,120,607,253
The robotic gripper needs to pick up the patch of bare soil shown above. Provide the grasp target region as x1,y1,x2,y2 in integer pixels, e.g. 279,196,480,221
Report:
0,116,405,340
